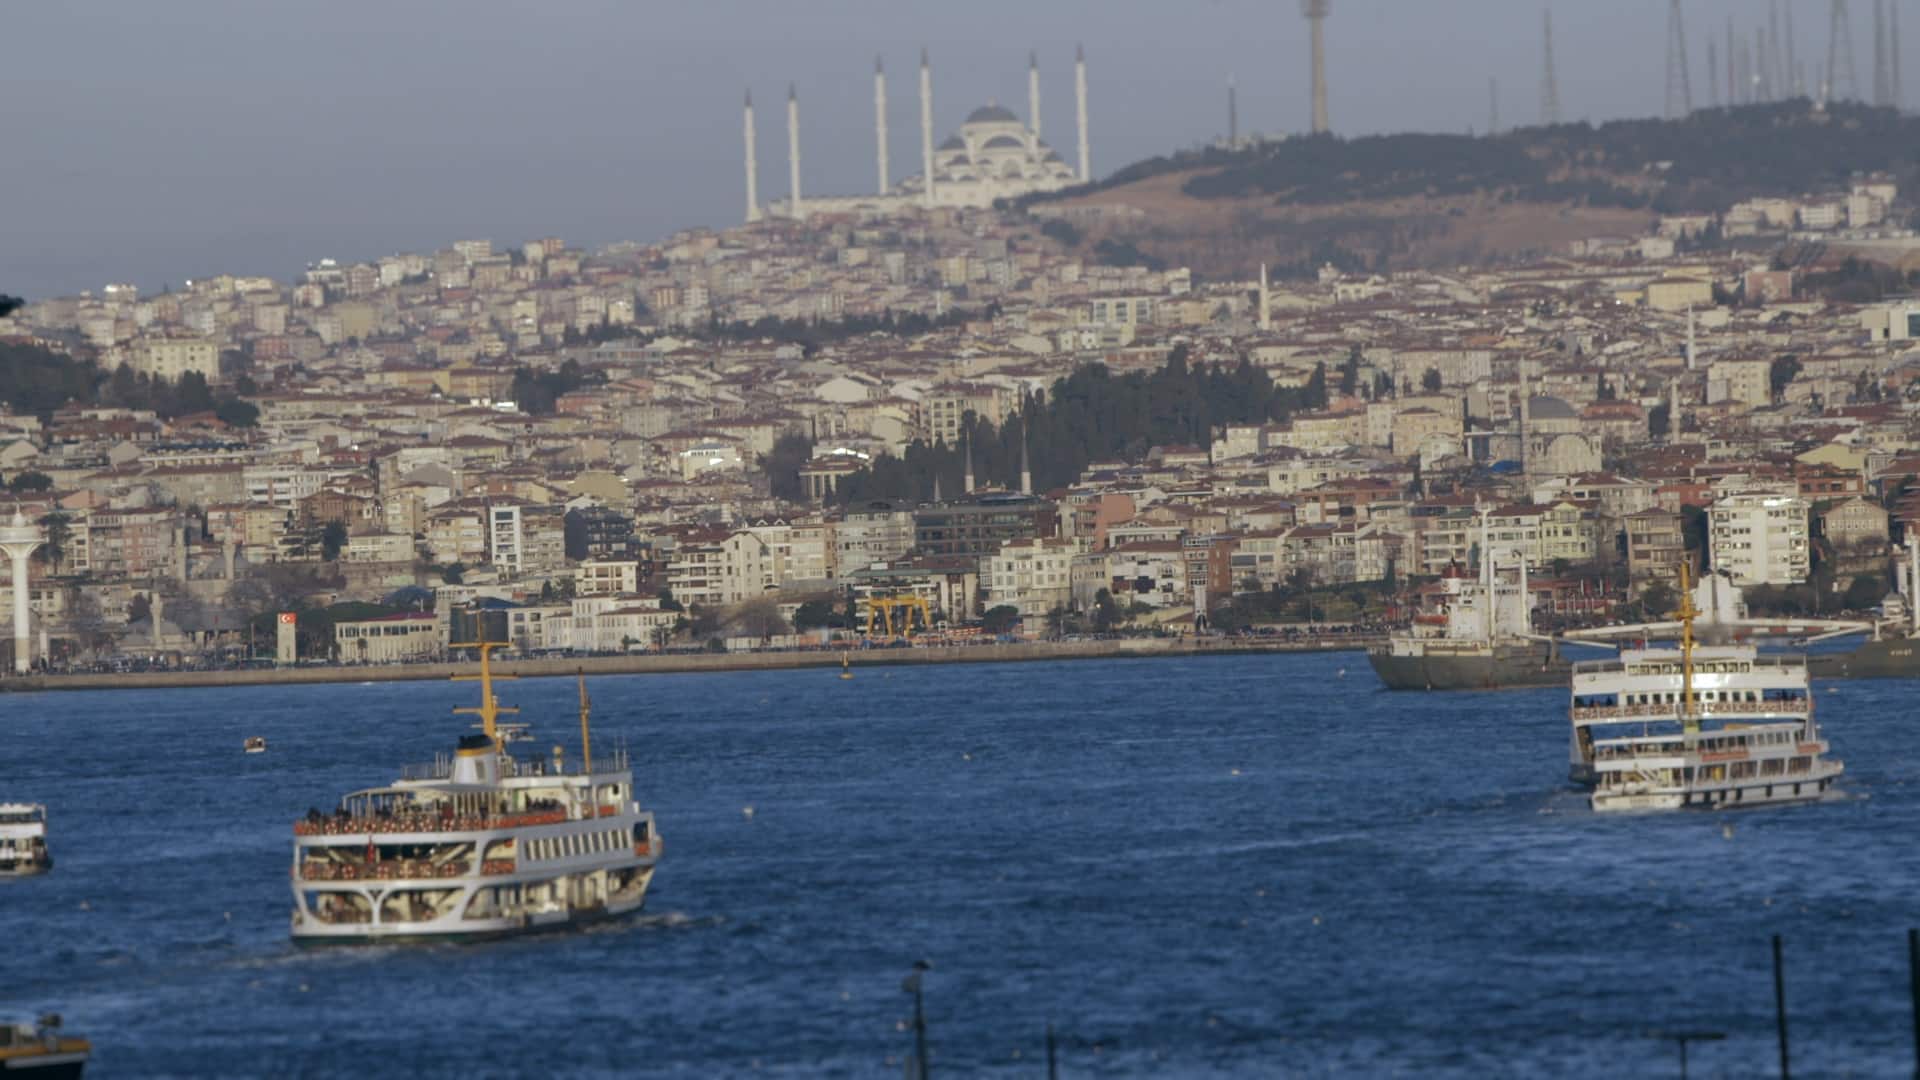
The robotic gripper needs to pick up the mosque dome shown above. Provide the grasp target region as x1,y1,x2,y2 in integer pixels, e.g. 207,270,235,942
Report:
981,134,1026,150
1527,395,1577,421
965,103,1021,124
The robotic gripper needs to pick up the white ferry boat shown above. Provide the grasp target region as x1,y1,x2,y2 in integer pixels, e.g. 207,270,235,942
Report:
290,645,660,944
1567,567,1842,812
0,804,51,876
0,1015,89,1077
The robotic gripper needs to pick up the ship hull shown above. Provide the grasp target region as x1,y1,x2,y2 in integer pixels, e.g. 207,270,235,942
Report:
1,1056,86,1078
1367,643,1569,691
291,871,653,947
1807,639,1920,680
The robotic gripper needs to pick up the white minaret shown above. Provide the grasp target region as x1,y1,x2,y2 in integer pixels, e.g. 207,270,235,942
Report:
1028,51,1043,153
0,509,44,674
919,48,936,209
1020,435,1033,496
875,56,890,194
1074,44,1090,181
1685,306,1697,370
1258,262,1271,330
786,84,804,221
743,90,760,224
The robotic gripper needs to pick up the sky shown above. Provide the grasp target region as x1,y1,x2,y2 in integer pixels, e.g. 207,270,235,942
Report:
1,0,1905,299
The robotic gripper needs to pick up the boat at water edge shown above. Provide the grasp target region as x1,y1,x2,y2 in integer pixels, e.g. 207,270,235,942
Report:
289,645,660,944
0,1015,89,1077
0,804,51,876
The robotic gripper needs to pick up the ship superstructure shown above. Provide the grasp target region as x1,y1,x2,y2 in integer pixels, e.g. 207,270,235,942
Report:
1368,508,1564,690
1567,567,1843,812
289,645,659,944
0,803,51,875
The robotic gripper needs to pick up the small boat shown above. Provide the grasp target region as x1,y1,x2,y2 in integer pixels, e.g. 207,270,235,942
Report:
0,804,51,876
839,652,854,680
0,1014,89,1076
244,737,268,754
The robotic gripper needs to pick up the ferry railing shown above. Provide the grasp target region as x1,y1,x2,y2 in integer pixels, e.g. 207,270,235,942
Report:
1571,701,1811,723
298,859,473,881
294,809,569,836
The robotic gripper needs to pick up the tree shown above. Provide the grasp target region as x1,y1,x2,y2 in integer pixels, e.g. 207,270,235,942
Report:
793,598,841,631
1091,588,1119,632
657,587,683,612
1421,368,1443,392
1648,401,1671,439
1843,573,1885,611
7,471,51,493
1769,355,1803,401
763,432,816,504
728,598,792,640
320,520,349,562
37,513,70,574
214,397,260,427
127,593,152,625
1639,580,1678,620
0,295,22,318
982,605,1023,634
441,561,466,585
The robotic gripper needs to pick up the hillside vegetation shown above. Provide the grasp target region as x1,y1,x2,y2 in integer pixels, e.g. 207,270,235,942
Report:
1028,101,1920,279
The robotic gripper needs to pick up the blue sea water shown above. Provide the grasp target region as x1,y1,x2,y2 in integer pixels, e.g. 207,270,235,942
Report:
5,653,1920,1077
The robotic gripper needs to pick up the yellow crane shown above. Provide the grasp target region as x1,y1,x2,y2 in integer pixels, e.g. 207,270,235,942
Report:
863,593,932,639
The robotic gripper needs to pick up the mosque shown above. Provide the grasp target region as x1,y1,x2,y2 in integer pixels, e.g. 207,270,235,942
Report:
745,49,1091,221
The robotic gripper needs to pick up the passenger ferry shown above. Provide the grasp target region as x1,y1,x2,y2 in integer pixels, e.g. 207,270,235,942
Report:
290,645,660,944
1567,567,1842,812
0,1015,89,1077
0,804,51,876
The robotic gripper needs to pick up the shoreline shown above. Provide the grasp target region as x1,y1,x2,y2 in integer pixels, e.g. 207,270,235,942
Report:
0,636,1378,693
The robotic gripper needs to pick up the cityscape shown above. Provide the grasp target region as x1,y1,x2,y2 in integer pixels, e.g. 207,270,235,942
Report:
10,1,1920,1076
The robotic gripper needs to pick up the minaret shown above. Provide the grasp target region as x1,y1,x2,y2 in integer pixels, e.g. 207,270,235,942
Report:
919,49,936,209
786,84,804,221
1028,51,1043,154
1669,377,1682,440
0,509,44,675
1228,73,1239,145
963,431,976,495
1258,262,1271,330
875,57,890,194
1020,435,1033,496
1074,45,1091,181
743,90,760,224
1685,307,1697,370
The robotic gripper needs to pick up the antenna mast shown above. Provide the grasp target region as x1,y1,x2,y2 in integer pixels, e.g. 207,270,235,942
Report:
1541,9,1561,125
1667,0,1694,118
1302,0,1331,134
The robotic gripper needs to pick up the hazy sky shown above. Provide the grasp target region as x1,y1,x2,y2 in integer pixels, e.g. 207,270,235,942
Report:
1,1,1901,299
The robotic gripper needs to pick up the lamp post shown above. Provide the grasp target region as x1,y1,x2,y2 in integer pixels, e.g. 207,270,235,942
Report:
901,959,931,1079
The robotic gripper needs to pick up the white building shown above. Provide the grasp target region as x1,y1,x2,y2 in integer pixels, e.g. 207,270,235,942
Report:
983,536,1083,615
130,337,219,383
335,613,440,663
1709,491,1810,586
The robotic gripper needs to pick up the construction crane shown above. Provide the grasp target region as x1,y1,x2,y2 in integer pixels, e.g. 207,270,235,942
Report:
863,593,933,639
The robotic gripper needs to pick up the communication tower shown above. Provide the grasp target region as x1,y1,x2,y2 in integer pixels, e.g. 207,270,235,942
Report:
1666,0,1693,118
1540,9,1561,125
1302,0,1330,134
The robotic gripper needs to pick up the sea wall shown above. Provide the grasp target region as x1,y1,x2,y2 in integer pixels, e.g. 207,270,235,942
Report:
0,636,1379,693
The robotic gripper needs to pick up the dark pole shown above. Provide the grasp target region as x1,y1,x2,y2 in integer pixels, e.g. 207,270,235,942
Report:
1909,928,1920,1079
913,983,930,1080
1773,933,1791,1080
1046,1021,1058,1080
1679,1037,1690,1080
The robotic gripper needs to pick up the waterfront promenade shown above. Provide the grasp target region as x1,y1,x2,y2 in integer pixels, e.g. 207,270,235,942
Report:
0,634,1379,693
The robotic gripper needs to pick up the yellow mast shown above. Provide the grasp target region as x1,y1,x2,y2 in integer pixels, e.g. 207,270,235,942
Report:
577,667,597,818
1671,562,1701,735
450,641,518,751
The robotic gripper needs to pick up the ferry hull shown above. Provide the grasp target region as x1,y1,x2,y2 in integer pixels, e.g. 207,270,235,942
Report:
291,869,653,947
1367,645,1569,691
0,1054,87,1078
1592,773,1839,813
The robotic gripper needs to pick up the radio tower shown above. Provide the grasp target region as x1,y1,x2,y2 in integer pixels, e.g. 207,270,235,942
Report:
1667,0,1693,117
1303,0,1330,133
1541,9,1561,125
1829,0,1860,101
1873,0,1890,105
1707,38,1720,106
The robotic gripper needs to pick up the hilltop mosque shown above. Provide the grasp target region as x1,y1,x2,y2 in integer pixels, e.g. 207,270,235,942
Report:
745,48,1091,220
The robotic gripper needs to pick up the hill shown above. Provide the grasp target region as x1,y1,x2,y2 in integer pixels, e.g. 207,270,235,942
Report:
1024,101,1920,280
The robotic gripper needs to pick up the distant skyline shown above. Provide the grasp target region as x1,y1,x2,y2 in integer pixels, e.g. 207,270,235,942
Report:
2,0,1906,299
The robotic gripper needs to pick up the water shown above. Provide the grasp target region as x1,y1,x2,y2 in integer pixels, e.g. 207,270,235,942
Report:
6,654,1919,1077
